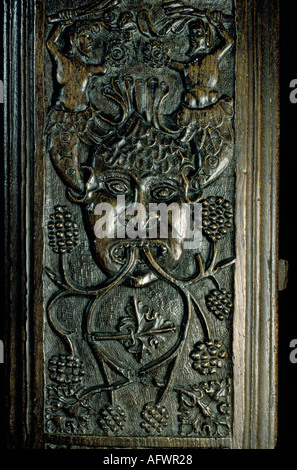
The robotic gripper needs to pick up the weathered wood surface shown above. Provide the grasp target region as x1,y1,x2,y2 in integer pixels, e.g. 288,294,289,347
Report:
3,0,279,449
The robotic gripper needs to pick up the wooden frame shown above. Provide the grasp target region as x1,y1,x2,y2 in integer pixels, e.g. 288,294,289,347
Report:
233,0,279,449
3,0,279,449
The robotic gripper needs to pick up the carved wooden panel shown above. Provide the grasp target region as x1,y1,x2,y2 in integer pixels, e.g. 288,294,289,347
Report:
3,0,279,449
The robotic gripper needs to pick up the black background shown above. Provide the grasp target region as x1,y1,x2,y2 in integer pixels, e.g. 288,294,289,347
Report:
0,0,297,459
277,0,297,450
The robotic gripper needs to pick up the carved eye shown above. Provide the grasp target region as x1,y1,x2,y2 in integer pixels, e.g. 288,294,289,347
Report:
105,179,130,196
152,186,177,201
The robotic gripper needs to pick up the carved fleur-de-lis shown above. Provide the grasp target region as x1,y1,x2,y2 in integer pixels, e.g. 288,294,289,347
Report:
117,297,176,362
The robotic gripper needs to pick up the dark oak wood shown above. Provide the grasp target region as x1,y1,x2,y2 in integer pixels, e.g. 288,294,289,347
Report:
233,0,280,449
3,0,279,449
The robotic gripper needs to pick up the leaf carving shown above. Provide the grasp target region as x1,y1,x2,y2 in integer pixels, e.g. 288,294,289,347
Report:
117,297,176,362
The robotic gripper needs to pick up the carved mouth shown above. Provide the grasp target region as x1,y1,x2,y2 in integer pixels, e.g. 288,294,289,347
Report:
110,241,169,265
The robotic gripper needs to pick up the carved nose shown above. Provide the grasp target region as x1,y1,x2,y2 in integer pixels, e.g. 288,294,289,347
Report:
134,188,145,206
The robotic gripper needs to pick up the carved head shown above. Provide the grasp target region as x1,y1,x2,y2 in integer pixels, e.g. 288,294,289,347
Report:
47,74,234,286
70,23,95,57
76,116,200,287
187,20,211,55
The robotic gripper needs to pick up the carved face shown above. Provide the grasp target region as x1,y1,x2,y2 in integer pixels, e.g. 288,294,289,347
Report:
188,21,209,55
75,28,93,57
82,167,190,287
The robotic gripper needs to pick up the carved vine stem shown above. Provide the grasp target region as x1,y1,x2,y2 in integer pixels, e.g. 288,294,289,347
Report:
46,236,235,412
47,241,234,408
142,242,235,287
50,378,133,418
45,248,136,355
142,243,235,341
86,278,192,406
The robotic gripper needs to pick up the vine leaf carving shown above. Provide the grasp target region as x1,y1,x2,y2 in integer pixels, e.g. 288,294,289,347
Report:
175,379,231,437
46,386,91,435
45,355,91,435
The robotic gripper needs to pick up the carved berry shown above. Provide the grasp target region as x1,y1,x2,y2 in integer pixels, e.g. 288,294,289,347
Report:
97,405,127,436
205,288,233,321
202,197,233,242
47,206,79,254
48,354,85,385
190,340,227,375
141,402,169,435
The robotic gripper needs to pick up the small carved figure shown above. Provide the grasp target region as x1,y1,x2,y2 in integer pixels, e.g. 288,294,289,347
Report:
45,11,136,194
136,6,235,188
169,10,234,111
45,14,111,194
168,10,235,187
47,17,107,112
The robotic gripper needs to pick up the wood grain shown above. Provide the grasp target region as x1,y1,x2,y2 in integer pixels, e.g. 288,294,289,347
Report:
3,0,279,449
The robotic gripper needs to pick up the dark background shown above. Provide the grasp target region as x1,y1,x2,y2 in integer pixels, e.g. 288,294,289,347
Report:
0,0,297,455
277,0,297,450
0,0,5,450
